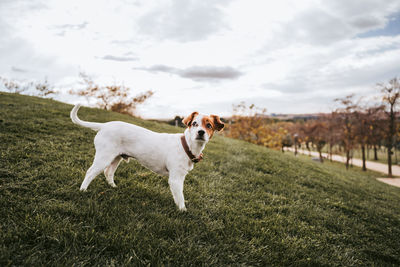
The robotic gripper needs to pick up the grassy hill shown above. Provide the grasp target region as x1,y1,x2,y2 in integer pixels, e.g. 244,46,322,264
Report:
1,92,400,266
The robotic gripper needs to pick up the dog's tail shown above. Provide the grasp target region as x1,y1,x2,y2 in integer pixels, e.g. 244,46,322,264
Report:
70,104,102,131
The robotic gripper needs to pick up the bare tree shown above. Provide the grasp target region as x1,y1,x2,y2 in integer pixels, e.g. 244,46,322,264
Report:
69,72,153,116
0,77,32,94
35,78,57,97
378,77,400,177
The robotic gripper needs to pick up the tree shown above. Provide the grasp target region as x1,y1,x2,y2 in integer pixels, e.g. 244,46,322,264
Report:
226,102,295,151
69,72,153,116
378,77,400,177
308,120,327,162
365,106,385,161
289,123,302,156
226,102,268,145
335,95,358,170
0,77,31,94
272,121,293,153
354,107,370,171
326,113,341,162
35,78,57,97
166,116,185,127
1,77,57,98
298,121,314,156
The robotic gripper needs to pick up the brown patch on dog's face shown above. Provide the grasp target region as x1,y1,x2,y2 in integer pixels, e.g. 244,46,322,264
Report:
201,115,224,139
183,112,199,127
210,115,224,131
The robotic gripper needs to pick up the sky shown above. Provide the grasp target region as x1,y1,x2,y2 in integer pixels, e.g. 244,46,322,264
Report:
0,0,400,119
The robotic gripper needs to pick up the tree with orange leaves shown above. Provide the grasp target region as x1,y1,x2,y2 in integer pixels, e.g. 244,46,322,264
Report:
334,95,358,169
225,102,293,151
378,77,400,177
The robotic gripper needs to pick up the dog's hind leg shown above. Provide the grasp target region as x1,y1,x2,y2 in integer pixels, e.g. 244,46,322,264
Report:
104,156,122,188
80,153,115,191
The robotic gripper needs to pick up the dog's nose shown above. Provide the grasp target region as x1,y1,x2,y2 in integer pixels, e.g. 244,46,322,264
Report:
198,130,205,136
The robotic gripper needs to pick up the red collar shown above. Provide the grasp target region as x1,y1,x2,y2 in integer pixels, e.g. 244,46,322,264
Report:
180,135,203,163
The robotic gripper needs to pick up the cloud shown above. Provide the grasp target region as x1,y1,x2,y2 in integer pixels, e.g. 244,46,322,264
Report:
324,0,399,19
101,55,138,62
235,94,341,115
11,66,28,73
255,33,400,106
0,0,45,12
51,21,88,36
135,65,243,82
145,65,177,73
137,0,232,42
357,13,400,37
272,1,400,46
53,22,88,30
350,16,383,29
1,0,400,119
280,8,353,45
180,66,242,81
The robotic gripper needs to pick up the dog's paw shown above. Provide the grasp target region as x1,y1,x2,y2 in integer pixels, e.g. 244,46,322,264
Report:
179,206,187,212
80,187,87,192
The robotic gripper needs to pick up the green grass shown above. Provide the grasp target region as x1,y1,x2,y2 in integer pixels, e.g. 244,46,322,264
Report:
1,92,400,266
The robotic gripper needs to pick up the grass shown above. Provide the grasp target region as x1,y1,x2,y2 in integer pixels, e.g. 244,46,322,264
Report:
1,92,400,266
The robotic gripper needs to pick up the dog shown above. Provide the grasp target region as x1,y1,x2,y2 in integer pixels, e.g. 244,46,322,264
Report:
70,105,224,211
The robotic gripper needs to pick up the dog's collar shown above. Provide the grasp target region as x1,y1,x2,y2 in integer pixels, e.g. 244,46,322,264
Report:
180,135,203,163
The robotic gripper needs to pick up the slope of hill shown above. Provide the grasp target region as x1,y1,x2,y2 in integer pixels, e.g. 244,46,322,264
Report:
1,92,400,266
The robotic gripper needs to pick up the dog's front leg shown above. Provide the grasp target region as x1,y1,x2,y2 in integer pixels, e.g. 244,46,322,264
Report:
168,172,187,211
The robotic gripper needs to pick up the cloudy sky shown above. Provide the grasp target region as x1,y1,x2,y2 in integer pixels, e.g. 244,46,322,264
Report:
1,0,400,118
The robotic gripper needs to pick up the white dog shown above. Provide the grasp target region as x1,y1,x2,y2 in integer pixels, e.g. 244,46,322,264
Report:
70,105,224,211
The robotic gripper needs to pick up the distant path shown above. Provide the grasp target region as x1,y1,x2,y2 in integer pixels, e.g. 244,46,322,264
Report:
287,148,400,188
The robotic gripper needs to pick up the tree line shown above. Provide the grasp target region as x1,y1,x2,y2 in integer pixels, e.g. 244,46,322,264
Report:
225,77,400,177
0,73,153,117
2,74,399,176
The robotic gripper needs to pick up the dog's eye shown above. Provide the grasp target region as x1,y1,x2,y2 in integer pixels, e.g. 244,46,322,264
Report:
192,122,198,127
206,123,212,129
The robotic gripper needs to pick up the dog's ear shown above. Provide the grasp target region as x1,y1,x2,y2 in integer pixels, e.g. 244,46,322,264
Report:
183,112,199,127
210,115,224,131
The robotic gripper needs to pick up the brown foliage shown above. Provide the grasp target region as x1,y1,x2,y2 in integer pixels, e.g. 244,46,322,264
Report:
333,95,359,169
378,77,400,177
224,102,293,150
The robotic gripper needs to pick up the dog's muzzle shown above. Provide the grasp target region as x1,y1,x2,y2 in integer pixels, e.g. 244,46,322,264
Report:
196,130,206,140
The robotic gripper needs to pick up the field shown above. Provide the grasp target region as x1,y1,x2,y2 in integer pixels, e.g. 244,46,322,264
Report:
1,92,400,266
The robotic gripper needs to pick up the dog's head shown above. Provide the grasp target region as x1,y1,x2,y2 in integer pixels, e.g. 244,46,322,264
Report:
183,112,224,144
